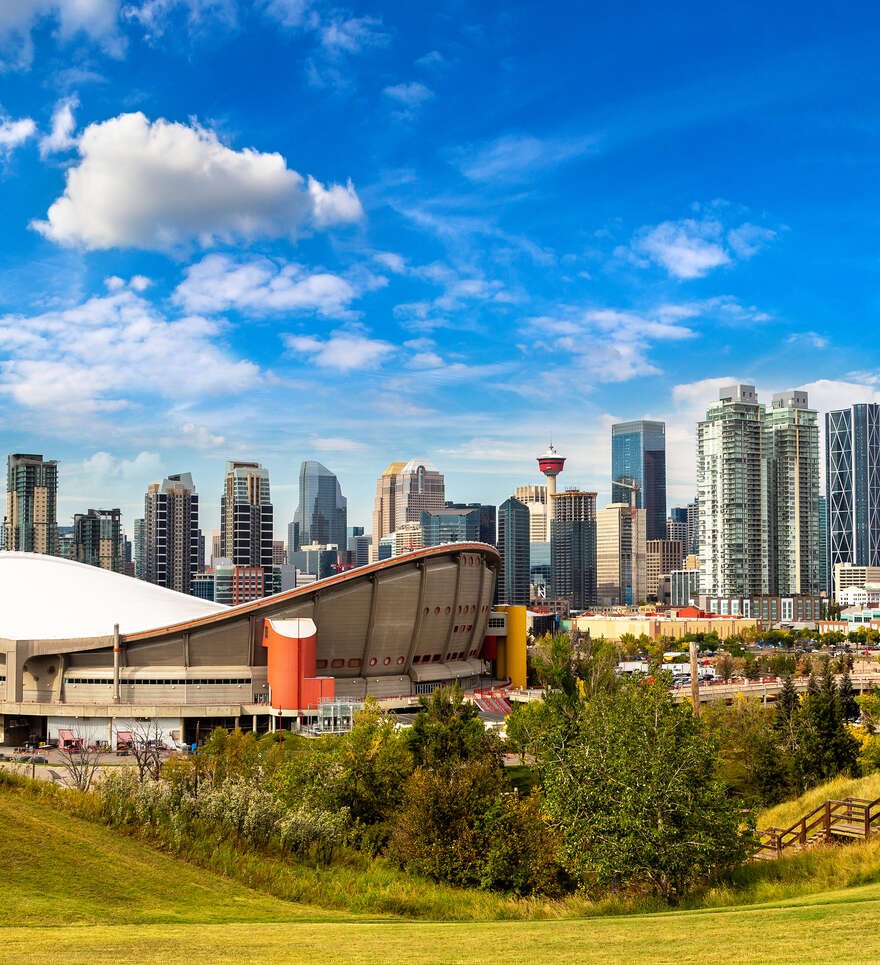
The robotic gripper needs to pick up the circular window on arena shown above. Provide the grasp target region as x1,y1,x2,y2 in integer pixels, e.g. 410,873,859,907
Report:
397,656,405,665
330,658,345,669
369,657,378,667
383,656,391,666
434,606,441,615
445,606,451,614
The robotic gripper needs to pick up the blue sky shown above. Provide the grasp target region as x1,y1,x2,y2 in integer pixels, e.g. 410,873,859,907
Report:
2,0,880,536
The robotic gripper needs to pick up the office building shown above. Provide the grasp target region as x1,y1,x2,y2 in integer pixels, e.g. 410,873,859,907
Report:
133,518,145,579
350,532,370,567
826,403,880,576
697,385,763,597
293,461,347,550
515,484,550,542
73,508,123,572
5,453,58,554
371,459,444,560
611,422,666,540
191,570,215,601
666,517,688,553
289,543,339,580
272,540,286,565
551,489,597,610
144,473,200,594
497,496,530,605
529,540,552,598
762,391,821,596
444,502,496,545
56,525,75,560
833,562,880,601
220,461,273,593
596,503,646,606
670,568,699,607
421,506,481,546
371,461,406,560
646,538,683,600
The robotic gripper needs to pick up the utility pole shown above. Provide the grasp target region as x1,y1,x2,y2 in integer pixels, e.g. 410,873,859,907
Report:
689,640,700,717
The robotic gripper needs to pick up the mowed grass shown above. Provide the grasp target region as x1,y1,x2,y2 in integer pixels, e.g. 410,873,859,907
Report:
5,781,880,963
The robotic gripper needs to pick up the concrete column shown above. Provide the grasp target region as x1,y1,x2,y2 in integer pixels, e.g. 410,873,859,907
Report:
252,714,257,732
112,624,120,702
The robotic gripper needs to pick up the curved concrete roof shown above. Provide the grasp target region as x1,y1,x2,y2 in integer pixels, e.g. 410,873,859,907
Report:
0,552,227,640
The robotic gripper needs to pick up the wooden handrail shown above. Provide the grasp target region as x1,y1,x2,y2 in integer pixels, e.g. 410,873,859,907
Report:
754,794,880,858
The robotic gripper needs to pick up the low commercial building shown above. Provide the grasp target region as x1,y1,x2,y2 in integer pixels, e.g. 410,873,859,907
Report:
834,563,880,601
574,611,756,643
695,593,822,624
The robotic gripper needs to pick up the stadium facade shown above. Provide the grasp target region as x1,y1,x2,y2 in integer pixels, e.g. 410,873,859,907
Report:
0,544,507,747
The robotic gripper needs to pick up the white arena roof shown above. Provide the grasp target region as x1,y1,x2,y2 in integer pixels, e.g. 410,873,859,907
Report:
0,552,227,640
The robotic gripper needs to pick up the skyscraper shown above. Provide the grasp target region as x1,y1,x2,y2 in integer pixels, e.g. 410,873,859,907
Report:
371,459,445,560
551,489,597,609
826,403,880,576
73,508,123,572
443,502,496,545
762,391,820,596
646,539,683,600
698,385,820,599
144,473,200,593
5,453,58,554
698,386,763,598
818,493,828,595
293,461,347,549
596,503,646,605
514,484,549,542
497,496,530,605
133,517,145,579
611,421,667,541
371,461,407,560
220,461,274,589
421,505,482,546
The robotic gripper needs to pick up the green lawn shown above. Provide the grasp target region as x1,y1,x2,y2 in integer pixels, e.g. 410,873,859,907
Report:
4,784,880,963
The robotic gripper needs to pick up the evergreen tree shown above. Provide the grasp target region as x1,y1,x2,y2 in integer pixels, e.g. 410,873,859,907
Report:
807,671,819,697
775,675,798,737
838,671,859,722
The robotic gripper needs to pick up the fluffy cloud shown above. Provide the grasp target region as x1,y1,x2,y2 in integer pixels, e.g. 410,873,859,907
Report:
318,15,386,53
0,288,260,410
627,216,777,280
0,0,122,69
0,113,37,155
39,95,79,157
174,254,358,317
283,330,394,371
32,112,364,250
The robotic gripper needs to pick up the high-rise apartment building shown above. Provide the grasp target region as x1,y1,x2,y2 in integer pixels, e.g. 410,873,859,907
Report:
818,494,828,595
497,496,530,605
698,386,763,597
73,508,123,572
596,503,646,606
514,484,549,542
293,461,347,549
611,421,666,541
698,386,820,598
144,473,200,594
762,391,820,596
646,538,683,600
551,489,597,609
220,461,273,591
5,453,58,554
826,403,880,577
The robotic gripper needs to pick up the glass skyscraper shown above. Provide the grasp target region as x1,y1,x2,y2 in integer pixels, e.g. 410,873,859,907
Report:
826,404,880,573
497,496,530,605
611,420,667,541
293,461,347,549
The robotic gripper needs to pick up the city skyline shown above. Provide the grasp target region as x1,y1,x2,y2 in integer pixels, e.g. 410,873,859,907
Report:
2,6,880,533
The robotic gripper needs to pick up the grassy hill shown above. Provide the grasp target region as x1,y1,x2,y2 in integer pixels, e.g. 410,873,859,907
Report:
4,781,880,963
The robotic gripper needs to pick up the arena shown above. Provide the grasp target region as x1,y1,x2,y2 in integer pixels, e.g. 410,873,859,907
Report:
0,543,515,748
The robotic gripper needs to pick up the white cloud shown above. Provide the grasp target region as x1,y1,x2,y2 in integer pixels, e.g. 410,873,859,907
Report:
176,422,226,449
311,435,367,452
627,214,777,280
129,274,151,291
174,254,358,317
32,112,364,250
383,81,434,117
261,0,311,28
123,0,237,38
39,94,78,157
283,330,394,371
77,449,162,481
455,132,597,182
0,288,260,411
787,331,829,350
0,113,37,155
319,15,386,53
0,0,123,70
631,219,730,279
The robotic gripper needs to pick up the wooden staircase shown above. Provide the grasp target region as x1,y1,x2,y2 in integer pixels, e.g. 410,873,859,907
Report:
754,796,880,860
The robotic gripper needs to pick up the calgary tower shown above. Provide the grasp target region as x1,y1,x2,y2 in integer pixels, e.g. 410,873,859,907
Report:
537,443,566,496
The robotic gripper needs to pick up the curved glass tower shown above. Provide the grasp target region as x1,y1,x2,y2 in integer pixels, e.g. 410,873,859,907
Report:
294,461,347,549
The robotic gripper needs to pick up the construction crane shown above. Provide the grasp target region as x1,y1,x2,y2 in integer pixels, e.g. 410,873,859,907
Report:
613,477,641,519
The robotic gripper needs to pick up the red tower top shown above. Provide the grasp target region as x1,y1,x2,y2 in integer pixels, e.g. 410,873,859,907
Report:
537,442,565,478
